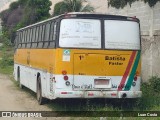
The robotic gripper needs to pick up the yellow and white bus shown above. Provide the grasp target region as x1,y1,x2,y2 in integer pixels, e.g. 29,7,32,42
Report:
14,13,142,104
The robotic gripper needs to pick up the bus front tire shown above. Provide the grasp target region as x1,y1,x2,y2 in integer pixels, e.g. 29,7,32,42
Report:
37,76,45,105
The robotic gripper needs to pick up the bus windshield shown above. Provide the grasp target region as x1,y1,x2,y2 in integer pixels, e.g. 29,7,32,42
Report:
105,20,140,50
59,19,101,48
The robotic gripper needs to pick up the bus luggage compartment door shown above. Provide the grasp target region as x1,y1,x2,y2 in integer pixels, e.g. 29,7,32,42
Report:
73,53,131,91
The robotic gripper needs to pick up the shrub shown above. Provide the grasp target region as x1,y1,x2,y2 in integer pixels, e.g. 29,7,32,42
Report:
148,76,160,93
135,76,160,110
0,52,13,68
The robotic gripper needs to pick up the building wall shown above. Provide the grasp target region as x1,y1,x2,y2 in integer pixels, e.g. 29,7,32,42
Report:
86,0,108,13
107,1,160,81
107,1,160,36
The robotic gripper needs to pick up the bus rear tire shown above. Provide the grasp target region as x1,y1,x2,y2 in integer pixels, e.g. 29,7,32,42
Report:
37,76,45,105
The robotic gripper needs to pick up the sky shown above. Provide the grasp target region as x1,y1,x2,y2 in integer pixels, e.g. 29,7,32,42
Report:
0,0,17,12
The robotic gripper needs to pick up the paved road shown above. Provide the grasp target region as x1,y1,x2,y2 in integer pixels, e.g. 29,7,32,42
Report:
0,74,65,120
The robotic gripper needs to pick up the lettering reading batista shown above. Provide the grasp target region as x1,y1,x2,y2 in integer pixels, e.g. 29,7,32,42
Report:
105,56,125,65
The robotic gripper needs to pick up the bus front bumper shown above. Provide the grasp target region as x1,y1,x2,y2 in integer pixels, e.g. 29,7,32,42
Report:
53,90,142,99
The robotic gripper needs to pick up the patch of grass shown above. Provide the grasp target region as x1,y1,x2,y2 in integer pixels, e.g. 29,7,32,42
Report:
0,65,13,74
47,98,135,112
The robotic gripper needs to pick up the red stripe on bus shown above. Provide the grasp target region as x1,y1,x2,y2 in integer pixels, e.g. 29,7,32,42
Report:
118,51,137,91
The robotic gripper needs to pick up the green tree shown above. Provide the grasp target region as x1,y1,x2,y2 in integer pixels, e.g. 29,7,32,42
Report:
22,0,52,25
53,0,94,16
0,0,52,44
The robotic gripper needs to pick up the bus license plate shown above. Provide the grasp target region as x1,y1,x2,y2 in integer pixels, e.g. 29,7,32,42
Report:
94,79,110,88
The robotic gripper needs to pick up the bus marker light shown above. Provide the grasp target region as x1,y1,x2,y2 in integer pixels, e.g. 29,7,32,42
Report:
127,17,138,22
64,14,76,18
64,76,68,80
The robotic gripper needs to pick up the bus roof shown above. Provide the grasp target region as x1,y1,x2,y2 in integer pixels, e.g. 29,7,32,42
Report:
17,12,139,32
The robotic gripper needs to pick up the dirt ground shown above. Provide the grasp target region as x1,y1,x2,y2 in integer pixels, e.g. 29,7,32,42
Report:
0,74,69,120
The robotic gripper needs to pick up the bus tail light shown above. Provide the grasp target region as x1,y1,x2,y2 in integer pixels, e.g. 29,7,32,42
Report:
64,75,68,80
62,70,68,80
62,70,67,75
134,76,137,81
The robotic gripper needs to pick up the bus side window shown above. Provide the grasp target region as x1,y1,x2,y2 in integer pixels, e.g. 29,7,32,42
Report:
49,21,55,48
18,32,22,48
14,32,18,48
32,27,37,48
38,25,43,48
35,26,39,48
25,30,28,48
53,23,57,41
41,25,45,48
17,32,20,48
17,32,20,47
29,28,33,48
26,29,30,48
22,31,25,48
43,23,51,48
21,32,23,48
24,30,27,48
16,32,19,48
